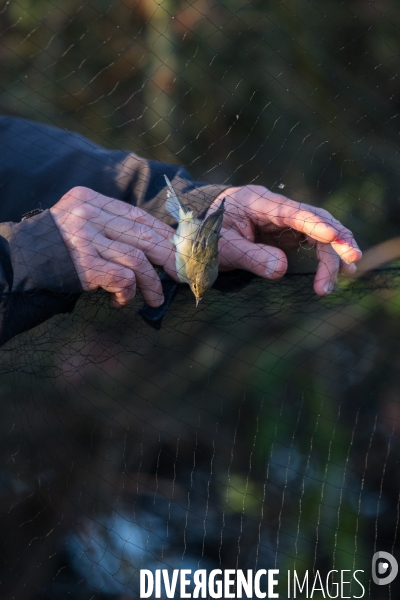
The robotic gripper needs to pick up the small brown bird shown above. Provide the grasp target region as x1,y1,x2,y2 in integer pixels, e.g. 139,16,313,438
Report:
164,175,225,306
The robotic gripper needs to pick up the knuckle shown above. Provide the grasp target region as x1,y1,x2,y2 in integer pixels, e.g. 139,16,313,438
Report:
129,247,146,265
133,211,150,225
62,186,92,202
245,184,267,197
246,184,264,193
138,226,157,246
70,204,93,220
59,187,101,219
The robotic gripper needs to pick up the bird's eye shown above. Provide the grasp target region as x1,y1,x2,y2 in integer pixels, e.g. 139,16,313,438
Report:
193,283,197,290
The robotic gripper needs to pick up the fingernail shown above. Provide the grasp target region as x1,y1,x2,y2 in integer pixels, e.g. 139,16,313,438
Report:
266,256,278,276
324,281,335,295
348,263,357,274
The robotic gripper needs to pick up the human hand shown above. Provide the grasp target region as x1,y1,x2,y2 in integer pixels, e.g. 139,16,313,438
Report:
209,185,362,295
50,187,176,308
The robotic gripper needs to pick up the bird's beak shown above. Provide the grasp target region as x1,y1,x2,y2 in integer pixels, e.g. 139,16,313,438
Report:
195,297,202,308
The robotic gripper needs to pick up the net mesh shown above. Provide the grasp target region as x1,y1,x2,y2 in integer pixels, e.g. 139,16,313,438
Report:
1,1,400,598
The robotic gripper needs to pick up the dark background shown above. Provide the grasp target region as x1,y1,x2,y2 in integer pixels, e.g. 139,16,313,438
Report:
1,1,400,598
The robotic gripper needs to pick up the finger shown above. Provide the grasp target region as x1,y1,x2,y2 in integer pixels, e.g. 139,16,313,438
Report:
313,242,341,296
218,228,287,279
90,216,175,274
66,187,173,239
330,235,362,264
99,214,170,248
62,215,177,279
247,192,362,263
98,243,165,307
110,287,137,308
340,261,357,276
277,207,361,263
83,256,137,303
96,197,173,239
99,225,177,280
309,238,358,278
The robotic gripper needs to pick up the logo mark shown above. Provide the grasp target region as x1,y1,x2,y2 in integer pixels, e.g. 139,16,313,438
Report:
372,552,398,586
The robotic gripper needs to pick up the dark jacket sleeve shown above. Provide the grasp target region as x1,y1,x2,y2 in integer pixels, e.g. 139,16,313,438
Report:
0,116,229,345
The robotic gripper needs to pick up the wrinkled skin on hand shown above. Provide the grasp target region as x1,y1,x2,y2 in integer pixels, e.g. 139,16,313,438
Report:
50,184,362,308
50,186,176,308
209,185,362,296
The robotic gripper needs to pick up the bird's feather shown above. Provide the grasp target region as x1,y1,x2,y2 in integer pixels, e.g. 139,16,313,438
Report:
173,217,200,283
164,174,188,221
192,198,225,252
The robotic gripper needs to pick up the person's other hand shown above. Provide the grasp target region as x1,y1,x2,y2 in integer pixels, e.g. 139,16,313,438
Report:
50,187,176,308
209,185,362,295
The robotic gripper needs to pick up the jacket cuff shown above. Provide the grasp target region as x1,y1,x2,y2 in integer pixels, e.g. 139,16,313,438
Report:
4,209,83,294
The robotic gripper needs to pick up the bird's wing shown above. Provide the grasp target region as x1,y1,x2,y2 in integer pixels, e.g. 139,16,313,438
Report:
164,175,189,221
192,198,225,252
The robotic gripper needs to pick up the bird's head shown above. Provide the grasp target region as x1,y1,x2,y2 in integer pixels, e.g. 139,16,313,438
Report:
190,280,205,307
189,265,219,307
